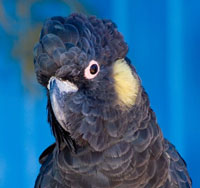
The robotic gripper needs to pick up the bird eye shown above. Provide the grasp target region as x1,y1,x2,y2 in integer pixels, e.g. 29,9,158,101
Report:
84,60,100,79
90,64,98,74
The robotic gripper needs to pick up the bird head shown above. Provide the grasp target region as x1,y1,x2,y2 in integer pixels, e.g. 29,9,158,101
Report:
34,13,147,152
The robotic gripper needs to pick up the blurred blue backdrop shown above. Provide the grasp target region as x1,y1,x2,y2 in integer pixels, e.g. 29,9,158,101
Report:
0,0,199,187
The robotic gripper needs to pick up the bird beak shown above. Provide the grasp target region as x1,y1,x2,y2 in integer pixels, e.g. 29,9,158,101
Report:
47,76,78,93
47,76,78,129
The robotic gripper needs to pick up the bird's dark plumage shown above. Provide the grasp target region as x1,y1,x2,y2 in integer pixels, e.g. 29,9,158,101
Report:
34,13,192,188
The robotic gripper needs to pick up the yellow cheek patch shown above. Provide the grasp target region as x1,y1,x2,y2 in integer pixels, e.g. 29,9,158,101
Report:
113,59,139,108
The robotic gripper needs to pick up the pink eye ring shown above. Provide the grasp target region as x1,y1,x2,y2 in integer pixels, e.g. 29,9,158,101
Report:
84,60,100,79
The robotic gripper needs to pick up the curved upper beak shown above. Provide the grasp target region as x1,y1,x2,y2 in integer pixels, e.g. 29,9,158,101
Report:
47,76,78,129
48,76,78,93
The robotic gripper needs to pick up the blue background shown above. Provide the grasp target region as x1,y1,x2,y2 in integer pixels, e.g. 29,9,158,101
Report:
0,0,199,187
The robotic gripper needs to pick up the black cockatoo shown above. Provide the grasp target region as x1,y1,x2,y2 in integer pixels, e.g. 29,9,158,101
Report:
33,13,192,188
